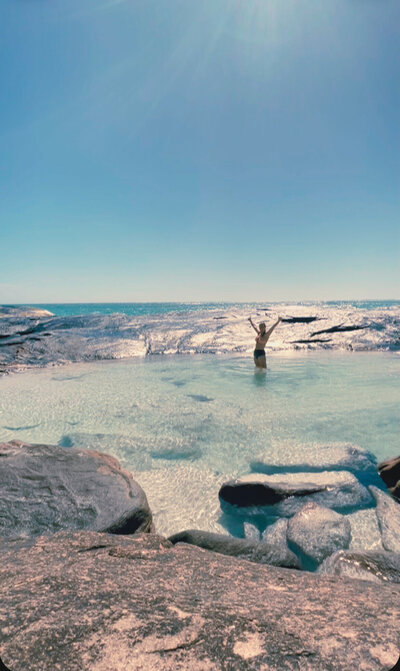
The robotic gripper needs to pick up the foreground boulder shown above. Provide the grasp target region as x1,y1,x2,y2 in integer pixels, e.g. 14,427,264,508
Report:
286,503,351,565
319,550,400,584
0,441,152,538
370,486,400,553
378,456,400,502
219,471,371,517
1,531,399,671
168,529,300,569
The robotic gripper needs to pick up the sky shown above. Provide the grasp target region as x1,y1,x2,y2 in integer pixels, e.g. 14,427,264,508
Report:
0,0,399,303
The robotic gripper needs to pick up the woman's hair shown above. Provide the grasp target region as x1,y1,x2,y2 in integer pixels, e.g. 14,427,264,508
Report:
259,322,266,330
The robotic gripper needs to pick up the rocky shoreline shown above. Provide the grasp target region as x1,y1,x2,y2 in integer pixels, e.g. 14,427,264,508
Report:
1,303,399,375
1,439,400,669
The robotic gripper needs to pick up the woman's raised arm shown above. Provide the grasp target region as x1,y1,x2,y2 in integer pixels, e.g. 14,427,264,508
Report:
264,317,282,341
248,317,259,334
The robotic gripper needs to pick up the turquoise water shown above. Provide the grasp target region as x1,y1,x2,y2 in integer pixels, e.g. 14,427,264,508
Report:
1,352,398,534
11,300,400,318
1,352,398,464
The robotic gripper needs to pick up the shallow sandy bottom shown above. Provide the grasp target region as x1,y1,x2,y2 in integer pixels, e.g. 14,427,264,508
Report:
0,352,399,537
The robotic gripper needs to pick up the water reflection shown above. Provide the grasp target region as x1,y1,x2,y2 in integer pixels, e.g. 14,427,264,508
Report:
253,368,267,386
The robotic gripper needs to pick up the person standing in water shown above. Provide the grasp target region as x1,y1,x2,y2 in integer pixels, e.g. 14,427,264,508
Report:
248,316,282,368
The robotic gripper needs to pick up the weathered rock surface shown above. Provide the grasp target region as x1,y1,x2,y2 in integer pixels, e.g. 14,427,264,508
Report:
370,486,400,553
347,508,383,551
251,443,377,476
261,518,296,564
243,522,260,542
219,471,371,517
287,503,351,565
1,531,399,671
379,456,400,502
262,518,289,546
0,441,152,538
168,529,300,569
319,550,400,585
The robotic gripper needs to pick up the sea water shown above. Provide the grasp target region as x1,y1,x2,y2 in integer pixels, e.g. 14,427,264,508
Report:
22,299,400,318
1,352,399,536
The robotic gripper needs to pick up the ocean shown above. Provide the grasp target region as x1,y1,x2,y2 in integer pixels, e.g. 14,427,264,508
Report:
25,299,400,318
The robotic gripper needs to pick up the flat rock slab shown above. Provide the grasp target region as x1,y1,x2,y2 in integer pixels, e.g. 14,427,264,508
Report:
168,529,300,569
219,471,371,517
319,550,400,585
0,441,152,538
287,503,351,565
1,531,399,671
370,486,400,553
251,443,377,475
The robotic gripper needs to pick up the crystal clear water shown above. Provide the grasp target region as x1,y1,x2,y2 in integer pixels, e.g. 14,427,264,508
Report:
1,352,399,536
14,299,400,317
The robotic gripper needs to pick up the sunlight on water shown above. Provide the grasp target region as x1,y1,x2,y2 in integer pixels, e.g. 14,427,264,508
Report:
1,352,399,535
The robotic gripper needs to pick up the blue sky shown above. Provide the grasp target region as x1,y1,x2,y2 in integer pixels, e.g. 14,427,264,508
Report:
1,0,399,302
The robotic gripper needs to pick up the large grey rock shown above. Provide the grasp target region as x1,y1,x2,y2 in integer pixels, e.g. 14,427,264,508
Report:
319,550,400,585
219,471,371,517
287,503,351,564
0,441,152,538
1,531,400,671
168,529,301,569
370,486,400,553
251,443,377,475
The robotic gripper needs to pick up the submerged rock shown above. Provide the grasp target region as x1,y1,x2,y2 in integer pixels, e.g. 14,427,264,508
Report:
58,432,152,470
370,486,400,553
1,531,399,671
219,471,371,517
0,441,152,538
150,439,203,461
168,529,301,569
286,503,351,565
251,443,377,476
319,550,400,584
